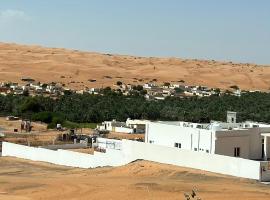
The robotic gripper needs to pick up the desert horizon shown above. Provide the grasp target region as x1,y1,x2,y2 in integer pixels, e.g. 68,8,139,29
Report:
1,42,270,91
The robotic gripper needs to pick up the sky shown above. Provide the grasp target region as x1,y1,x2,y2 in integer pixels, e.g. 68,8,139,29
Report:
0,0,270,64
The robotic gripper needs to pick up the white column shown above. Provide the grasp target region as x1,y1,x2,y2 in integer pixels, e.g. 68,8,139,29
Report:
264,136,268,161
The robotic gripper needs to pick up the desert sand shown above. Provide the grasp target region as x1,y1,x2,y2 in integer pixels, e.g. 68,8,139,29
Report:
0,157,269,200
0,42,270,91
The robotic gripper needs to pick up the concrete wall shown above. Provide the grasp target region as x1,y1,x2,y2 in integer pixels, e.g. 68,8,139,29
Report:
215,134,250,159
1,142,125,168
42,143,87,150
261,161,270,182
215,129,264,160
121,140,262,180
2,140,270,181
268,139,270,159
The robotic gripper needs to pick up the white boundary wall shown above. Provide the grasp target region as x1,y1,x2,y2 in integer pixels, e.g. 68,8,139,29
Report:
2,141,269,181
121,140,262,180
1,142,125,168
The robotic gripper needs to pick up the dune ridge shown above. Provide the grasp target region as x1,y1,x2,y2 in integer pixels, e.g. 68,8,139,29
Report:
0,42,269,91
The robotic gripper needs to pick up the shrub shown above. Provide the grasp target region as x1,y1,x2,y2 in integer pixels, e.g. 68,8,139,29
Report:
163,82,170,87
116,81,122,86
230,85,239,90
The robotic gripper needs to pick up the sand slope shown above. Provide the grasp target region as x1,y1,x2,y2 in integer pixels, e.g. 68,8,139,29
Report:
0,157,269,200
0,42,270,90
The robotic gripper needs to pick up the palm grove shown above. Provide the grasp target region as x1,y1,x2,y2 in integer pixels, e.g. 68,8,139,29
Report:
0,87,270,128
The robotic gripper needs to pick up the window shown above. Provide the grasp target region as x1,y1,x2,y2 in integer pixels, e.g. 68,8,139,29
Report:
234,147,240,157
206,150,209,153
194,148,198,151
174,143,181,148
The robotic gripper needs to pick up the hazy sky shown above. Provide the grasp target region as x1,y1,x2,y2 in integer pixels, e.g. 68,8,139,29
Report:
0,0,269,64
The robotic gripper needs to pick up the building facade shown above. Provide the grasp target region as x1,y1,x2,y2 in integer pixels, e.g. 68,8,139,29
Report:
145,121,270,160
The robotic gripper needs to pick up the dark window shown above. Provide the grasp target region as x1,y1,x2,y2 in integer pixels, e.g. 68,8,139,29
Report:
206,150,209,153
234,147,240,157
174,143,181,148
194,148,198,151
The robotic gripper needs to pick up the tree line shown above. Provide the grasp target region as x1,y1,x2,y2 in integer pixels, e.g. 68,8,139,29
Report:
0,89,270,128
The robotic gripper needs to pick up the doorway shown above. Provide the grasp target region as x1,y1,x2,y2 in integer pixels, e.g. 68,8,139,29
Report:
262,138,265,159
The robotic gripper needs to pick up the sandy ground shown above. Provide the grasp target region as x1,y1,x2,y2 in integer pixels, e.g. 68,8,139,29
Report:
0,117,61,145
0,42,270,91
69,148,94,154
0,117,142,146
0,117,47,133
107,131,144,141
0,157,269,200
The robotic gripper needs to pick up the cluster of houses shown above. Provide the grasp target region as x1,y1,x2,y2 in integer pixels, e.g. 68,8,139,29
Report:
143,83,218,100
0,79,68,97
102,81,243,100
0,78,256,99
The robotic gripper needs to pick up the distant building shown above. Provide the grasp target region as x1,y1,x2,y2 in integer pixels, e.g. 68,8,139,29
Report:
227,111,237,123
97,119,148,134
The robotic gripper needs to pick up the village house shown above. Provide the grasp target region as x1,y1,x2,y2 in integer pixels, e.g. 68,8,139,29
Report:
97,119,148,134
0,87,10,96
87,88,100,95
97,120,134,133
233,89,242,97
145,111,270,161
143,82,157,89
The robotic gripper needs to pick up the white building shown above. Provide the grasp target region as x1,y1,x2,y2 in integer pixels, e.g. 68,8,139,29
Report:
97,120,134,134
143,83,156,89
126,118,149,133
145,120,270,161
97,119,148,134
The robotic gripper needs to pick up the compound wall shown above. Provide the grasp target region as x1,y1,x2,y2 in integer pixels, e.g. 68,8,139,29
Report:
2,140,270,181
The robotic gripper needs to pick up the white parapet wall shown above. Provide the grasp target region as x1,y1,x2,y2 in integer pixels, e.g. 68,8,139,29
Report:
97,138,122,150
2,141,270,181
115,126,134,134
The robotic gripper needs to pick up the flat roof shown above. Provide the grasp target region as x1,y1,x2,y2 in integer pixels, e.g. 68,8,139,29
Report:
261,133,270,137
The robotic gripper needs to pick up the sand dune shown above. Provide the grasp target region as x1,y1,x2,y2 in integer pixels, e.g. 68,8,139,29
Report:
0,157,269,200
0,42,270,91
